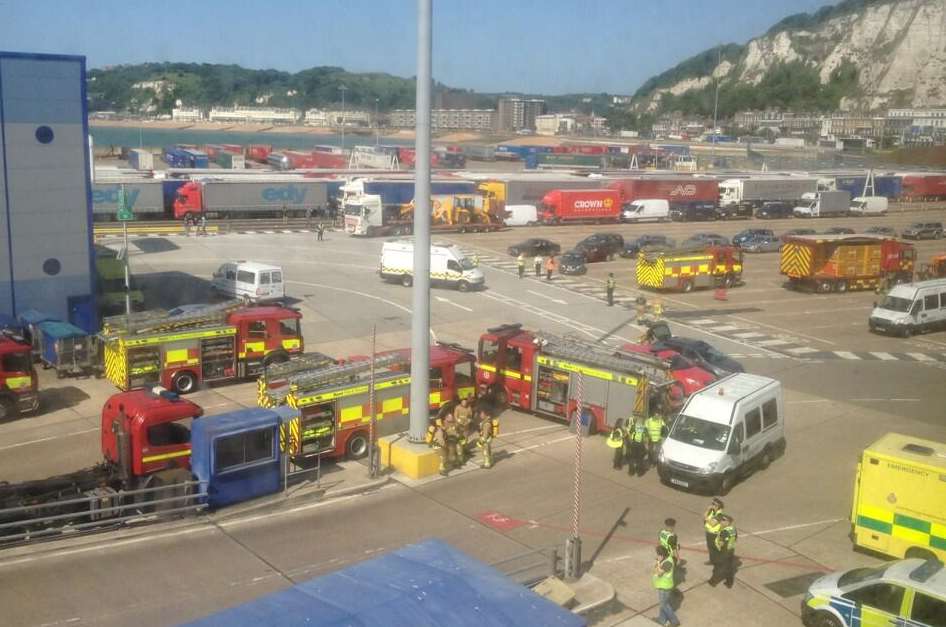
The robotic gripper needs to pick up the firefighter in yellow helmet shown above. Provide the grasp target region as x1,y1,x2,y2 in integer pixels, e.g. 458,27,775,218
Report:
426,418,449,476
454,396,474,461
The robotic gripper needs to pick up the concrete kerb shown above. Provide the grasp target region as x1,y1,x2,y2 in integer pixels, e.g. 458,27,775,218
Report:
571,572,618,614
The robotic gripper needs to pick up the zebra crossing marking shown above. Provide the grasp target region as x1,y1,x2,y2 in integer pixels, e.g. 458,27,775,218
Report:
906,352,935,362
835,351,861,360
869,352,897,360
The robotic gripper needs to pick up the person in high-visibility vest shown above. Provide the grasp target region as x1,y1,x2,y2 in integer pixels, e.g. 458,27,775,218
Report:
658,517,682,566
645,413,665,466
627,416,648,476
606,418,627,470
517,253,526,279
709,515,738,588
606,273,616,307
704,498,724,565
426,419,449,476
545,255,557,280
652,545,681,627
534,254,543,277
476,409,497,469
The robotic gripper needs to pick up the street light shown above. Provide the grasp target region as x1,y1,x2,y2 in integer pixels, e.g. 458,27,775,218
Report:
339,85,348,150
375,98,380,147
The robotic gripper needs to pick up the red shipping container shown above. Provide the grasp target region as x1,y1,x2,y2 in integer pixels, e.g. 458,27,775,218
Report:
902,175,946,199
221,144,243,154
246,144,273,163
308,151,348,169
202,144,223,159
540,188,622,223
284,150,318,169
607,178,719,205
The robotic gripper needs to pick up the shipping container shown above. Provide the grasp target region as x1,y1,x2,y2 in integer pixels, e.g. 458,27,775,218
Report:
901,174,946,200
246,144,274,163
353,179,476,206
830,175,902,199
92,180,166,221
607,177,719,207
719,177,818,207
216,152,245,169
221,144,243,155
267,152,290,170
127,149,153,171
180,149,209,169
535,153,604,167
479,176,601,208
163,147,191,168
540,188,622,224
202,144,224,160
173,180,331,219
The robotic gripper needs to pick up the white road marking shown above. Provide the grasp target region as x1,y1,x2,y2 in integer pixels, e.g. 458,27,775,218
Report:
869,352,897,360
433,296,473,312
755,339,792,347
501,424,564,437
710,325,742,332
503,434,574,455
0,427,98,451
851,398,920,402
741,518,845,537
689,319,718,325
732,332,765,339
526,290,568,305
906,352,935,362
835,351,861,360
785,346,821,355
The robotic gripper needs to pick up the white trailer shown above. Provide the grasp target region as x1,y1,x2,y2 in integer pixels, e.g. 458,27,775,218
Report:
719,177,818,207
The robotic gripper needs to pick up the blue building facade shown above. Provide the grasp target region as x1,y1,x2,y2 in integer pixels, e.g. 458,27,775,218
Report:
0,52,95,330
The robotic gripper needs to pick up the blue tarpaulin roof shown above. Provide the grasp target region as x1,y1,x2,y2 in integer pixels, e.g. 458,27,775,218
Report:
37,320,87,340
186,539,586,627
18,309,55,326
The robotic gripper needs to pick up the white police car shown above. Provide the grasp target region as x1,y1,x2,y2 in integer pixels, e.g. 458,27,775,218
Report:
802,559,946,626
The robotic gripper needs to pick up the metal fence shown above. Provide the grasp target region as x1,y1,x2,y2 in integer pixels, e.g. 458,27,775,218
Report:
0,480,206,546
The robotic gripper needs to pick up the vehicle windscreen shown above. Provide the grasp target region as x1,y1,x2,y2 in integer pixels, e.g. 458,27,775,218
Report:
459,257,475,271
669,414,730,451
1,352,32,373
344,203,365,216
879,295,912,312
837,565,887,587
479,338,499,365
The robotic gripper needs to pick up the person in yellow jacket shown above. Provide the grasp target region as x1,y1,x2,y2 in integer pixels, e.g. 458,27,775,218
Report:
652,545,681,627
645,413,665,466
607,418,628,470
517,253,526,279
704,498,724,565
709,515,738,588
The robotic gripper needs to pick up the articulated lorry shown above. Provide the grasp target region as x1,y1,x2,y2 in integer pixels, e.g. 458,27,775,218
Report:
172,179,331,220
539,188,622,224
719,177,817,208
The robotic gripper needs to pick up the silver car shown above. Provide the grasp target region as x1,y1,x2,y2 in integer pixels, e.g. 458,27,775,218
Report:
741,235,782,253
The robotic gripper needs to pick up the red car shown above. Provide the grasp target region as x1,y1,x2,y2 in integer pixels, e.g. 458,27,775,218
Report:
620,343,716,398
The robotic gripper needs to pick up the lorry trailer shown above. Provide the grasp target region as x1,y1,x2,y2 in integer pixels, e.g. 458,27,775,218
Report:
172,179,331,220
539,188,622,224
607,177,719,209
780,235,915,293
719,177,818,208
793,190,852,217
92,180,167,221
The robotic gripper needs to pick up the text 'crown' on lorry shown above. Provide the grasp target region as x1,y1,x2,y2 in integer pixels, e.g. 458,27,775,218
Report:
540,188,622,225
99,301,304,395
658,373,784,495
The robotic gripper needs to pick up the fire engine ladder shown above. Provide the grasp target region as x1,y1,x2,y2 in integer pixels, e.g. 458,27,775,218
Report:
266,353,411,403
534,333,673,386
102,300,244,337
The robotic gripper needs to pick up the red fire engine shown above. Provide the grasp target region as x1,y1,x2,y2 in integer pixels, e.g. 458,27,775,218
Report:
100,302,304,394
476,324,680,434
0,333,39,419
258,344,477,460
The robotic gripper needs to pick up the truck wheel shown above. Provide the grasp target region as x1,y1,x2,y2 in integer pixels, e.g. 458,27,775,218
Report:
818,281,832,294
717,472,735,496
0,398,15,422
836,281,848,293
401,274,413,287
150,468,194,513
681,279,694,293
901,326,913,338
457,280,470,292
758,447,773,470
172,371,198,394
346,431,369,459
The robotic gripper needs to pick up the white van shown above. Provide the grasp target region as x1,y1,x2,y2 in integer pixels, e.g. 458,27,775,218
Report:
380,239,485,291
658,373,784,495
869,278,946,337
849,196,888,216
622,198,670,223
211,261,285,303
504,204,538,227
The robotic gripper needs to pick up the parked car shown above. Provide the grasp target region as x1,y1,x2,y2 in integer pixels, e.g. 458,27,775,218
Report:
741,234,782,253
620,343,716,398
756,201,794,219
682,232,730,247
781,227,817,242
558,250,588,275
715,202,753,220
863,225,898,237
575,233,624,261
653,337,744,378
902,221,944,240
622,234,675,258
670,203,717,222
507,238,561,257
823,226,856,235
732,228,775,248
802,559,946,627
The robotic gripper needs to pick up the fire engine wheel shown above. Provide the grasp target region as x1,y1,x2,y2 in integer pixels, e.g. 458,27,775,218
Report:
172,371,198,394
0,398,14,422
681,279,694,293
836,281,848,293
401,274,413,287
818,281,833,294
346,431,369,459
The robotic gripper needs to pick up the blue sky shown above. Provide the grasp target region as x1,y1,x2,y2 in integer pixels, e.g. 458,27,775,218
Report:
3,0,833,94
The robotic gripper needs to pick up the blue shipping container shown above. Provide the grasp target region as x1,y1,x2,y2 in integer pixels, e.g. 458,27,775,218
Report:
181,149,209,168
833,175,902,199
163,148,191,168
362,181,477,206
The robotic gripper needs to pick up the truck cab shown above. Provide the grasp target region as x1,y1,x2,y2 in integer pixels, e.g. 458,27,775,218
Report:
100,388,204,481
476,324,538,410
0,335,38,419
173,181,202,221
228,306,303,374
